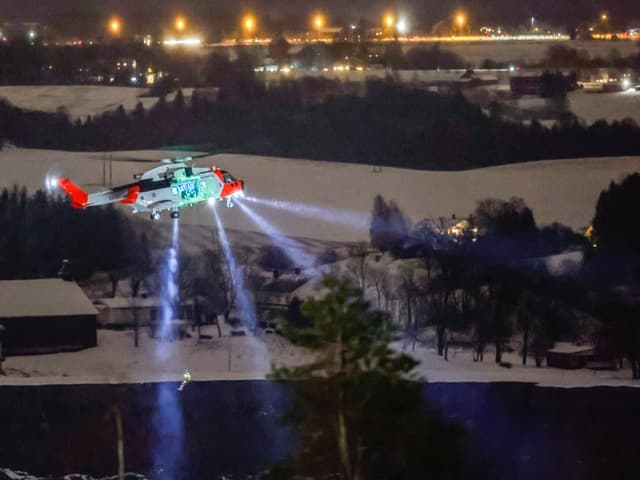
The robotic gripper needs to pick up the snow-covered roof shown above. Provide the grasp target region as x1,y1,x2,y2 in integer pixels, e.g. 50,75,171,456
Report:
95,297,194,309
0,279,98,318
548,342,594,354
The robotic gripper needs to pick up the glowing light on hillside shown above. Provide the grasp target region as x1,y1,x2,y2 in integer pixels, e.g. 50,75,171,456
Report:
456,13,466,27
175,16,186,31
600,13,608,21
384,13,395,28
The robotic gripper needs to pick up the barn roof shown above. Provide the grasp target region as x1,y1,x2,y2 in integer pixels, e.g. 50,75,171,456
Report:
0,279,98,318
94,297,194,309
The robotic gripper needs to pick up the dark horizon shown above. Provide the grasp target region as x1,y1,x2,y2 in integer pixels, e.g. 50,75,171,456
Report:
2,0,640,29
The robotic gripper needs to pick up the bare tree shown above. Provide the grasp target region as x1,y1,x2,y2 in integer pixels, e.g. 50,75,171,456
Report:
128,232,153,348
399,266,419,331
346,242,368,292
367,263,387,310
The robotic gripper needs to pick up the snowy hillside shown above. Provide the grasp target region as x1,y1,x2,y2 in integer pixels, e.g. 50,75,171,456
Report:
0,86,192,119
1,148,639,241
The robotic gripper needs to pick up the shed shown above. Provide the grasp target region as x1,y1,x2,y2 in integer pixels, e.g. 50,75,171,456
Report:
0,278,98,355
546,343,595,369
94,296,194,328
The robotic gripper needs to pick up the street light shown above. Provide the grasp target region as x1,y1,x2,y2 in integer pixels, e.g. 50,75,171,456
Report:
384,13,395,29
109,17,122,36
313,14,325,30
396,18,409,35
243,15,256,36
456,14,466,28
601,13,608,21
175,16,186,32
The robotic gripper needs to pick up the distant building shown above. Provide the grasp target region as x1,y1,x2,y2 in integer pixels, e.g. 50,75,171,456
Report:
510,75,543,95
546,343,594,369
0,279,97,355
413,216,478,244
94,296,194,328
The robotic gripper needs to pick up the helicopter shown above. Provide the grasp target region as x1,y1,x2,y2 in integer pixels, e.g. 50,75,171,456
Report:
54,155,245,220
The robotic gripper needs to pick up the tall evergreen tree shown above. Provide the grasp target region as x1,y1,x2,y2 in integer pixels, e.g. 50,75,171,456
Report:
270,275,467,480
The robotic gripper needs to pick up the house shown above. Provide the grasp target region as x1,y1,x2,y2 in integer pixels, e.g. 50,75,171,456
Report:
0,278,97,355
510,75,543,95
94,296,194,328
546,343,594,369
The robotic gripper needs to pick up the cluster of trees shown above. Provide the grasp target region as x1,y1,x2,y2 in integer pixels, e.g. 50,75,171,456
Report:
3,82,640,170
536,44,640,70
480,44,640,70
269,37,466,71
366,195,587,364
0,186,141,283
0,40,168,85
362,182,640,377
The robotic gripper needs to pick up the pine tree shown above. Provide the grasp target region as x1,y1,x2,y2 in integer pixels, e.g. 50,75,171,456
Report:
270,275,466,480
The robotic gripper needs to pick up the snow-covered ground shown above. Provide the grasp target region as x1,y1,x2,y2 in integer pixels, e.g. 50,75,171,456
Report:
569,88,640,125
0,86,192,119
429,39,639,67
0,328,637,388
511,89,640,125
1,148,640,242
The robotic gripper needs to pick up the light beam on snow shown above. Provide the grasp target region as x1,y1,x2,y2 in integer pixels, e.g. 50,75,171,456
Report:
156,219,180,349
152,219,184,479
212,205,257,328
236,200,318,273
243,195,369,230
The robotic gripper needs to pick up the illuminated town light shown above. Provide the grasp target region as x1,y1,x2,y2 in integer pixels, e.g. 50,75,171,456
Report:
313,14,325,30
163,37,202,47
456,13,466,27
243,15,256,35
175,16,186,32
384,13,395,29
109,17,122,36
396,18,409,35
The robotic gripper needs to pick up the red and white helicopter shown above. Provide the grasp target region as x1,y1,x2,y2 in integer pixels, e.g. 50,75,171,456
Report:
52,156,245,220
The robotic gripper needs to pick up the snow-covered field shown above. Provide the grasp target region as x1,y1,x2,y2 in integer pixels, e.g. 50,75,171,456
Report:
1,328,636,388
434,39,639,66
511,89,640,126
569,88,640,125
1,148,640,241
0,86,192,119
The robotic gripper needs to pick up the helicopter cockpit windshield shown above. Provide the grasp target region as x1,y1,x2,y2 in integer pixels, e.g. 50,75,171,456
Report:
222,171,236,183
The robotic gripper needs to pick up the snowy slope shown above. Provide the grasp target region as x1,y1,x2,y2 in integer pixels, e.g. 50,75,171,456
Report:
0,86,192,119
1,148,639,242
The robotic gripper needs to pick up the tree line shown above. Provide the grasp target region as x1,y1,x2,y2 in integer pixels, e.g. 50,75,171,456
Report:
2,82,640,170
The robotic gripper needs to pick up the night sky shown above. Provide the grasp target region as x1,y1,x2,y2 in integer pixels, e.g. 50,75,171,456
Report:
1,0,640,28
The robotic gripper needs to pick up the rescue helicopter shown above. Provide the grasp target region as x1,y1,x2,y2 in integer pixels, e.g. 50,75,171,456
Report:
53,156,245,220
